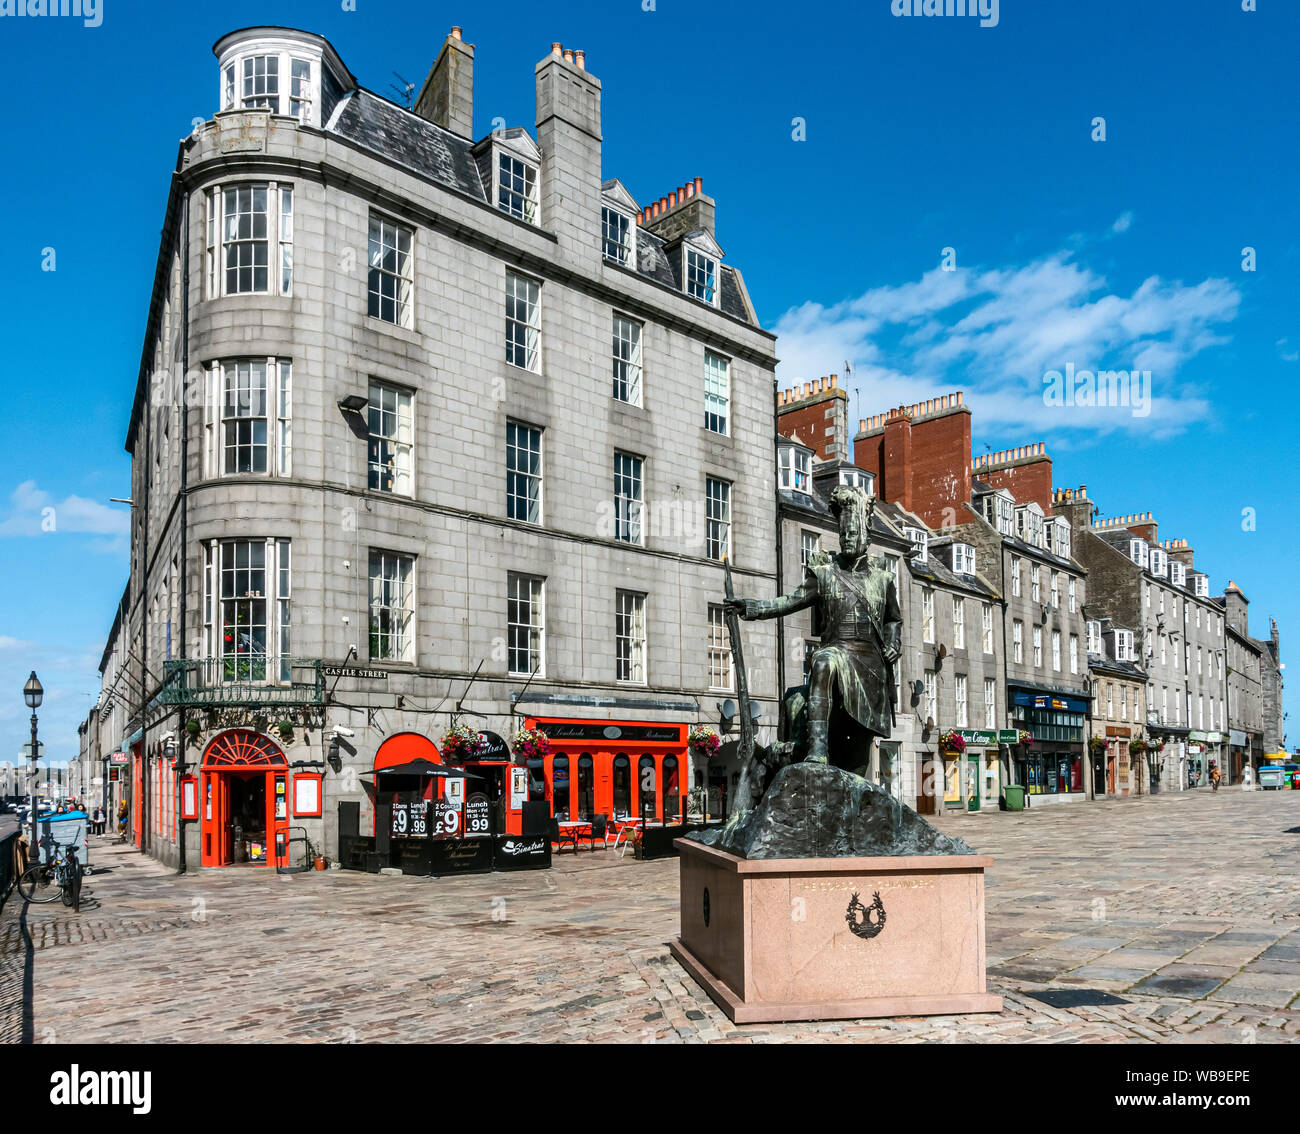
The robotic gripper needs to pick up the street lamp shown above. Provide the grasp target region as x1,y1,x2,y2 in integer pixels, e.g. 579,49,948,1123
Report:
24,671,42,857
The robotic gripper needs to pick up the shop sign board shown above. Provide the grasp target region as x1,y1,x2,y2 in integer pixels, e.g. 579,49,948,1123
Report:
957,729,1021,746
509,766,528,810
465,793,491,837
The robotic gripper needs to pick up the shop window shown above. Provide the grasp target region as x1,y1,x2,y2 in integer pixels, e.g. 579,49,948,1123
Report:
612,755,631,816
663,755,680,821
637,755,657,818
552,755,570,819
577,754,595,820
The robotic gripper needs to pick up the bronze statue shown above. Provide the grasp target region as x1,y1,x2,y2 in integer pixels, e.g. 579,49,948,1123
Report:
726,486,902,775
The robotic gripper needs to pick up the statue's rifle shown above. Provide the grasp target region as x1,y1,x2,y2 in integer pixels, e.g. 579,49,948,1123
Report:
724,555,759,812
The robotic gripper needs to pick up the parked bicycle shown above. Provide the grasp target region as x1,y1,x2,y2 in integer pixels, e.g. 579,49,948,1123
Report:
17,841,82,911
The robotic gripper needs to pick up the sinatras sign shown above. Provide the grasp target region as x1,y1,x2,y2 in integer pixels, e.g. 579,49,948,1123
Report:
958,730,1019,746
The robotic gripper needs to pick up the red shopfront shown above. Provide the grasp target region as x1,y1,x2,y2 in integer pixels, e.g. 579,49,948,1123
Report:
525,717,688,823
199,730,293,867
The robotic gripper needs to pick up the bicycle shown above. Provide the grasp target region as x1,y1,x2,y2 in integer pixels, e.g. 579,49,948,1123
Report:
17,841,83,911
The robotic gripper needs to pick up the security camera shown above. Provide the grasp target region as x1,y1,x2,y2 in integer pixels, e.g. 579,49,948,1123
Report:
331,726,355,739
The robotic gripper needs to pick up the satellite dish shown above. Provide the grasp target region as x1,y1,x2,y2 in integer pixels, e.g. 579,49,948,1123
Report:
719,699,737,721
912,679,924,696
749,702,762,723
937,643,948,661
925,717,934,730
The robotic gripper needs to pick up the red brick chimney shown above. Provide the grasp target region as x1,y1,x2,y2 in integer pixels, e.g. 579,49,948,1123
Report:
855,393,970,528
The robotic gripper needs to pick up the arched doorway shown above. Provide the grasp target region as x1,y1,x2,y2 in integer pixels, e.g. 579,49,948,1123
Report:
200,730,289,867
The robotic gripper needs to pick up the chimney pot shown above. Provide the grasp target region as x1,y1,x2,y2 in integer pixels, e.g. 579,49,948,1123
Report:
669,190,677,208
563,49,574,63
830,374,837,388
552,42,563,55
575,50,586,70
451,26,463,40
694,176,703,195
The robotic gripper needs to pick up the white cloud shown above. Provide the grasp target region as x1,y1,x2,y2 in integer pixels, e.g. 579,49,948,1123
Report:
1111,211,1134,233
771,244,1240,441
0,481,129,540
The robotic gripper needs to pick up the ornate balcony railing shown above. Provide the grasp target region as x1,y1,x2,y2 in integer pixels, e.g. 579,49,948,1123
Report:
159,657,324,707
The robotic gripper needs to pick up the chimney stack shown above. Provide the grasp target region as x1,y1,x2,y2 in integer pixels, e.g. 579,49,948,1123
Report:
414,26,476,139
536,42,603,260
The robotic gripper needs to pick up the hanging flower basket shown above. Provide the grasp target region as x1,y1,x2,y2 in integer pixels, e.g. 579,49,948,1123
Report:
440,723,487,763
688,724,721,759
939,729,966,755
1017,729,1034,747
1088,735,1107,756
512,727,551,762
1130,737,1148,757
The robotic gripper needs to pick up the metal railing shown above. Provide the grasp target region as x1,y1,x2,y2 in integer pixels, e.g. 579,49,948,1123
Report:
159,657,324,707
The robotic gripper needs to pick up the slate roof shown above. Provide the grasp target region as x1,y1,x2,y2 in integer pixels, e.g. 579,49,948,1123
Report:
327,89,752,323
1088,653,1147,680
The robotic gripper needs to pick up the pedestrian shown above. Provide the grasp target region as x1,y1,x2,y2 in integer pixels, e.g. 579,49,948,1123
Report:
92,804,103,835
117,798,129,842
1210,761,1222,793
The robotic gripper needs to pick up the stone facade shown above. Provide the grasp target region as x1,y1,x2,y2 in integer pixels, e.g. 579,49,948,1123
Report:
106,25,779,868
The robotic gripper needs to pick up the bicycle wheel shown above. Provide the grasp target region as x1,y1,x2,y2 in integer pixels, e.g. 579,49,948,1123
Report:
17,864,61,903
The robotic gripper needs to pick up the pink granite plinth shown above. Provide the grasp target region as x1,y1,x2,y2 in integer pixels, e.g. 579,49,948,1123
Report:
670,839,1003,1024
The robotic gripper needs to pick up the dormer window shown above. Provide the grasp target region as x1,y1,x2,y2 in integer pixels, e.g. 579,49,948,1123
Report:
983,492,1014,536
1051,518,1071,560
498,152,538,223
1086,620,1102,654
1016,505,1044,548
1170,562,1187,587
1148,548,1168,578
952,543,976,575
1128,539,1148,568
1113,629,1135,662
602,207,633,265
904,527,928,563
1193,574,1209,598
216,31,346,129
838,469,874,493
686,246,718,306
241,55,281,112
779,446,811,494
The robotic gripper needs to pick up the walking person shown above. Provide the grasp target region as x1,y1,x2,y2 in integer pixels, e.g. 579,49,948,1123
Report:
1210,761,1222,793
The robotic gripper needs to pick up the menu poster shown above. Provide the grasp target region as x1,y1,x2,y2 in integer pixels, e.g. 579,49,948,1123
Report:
391,801,430,838
430,798,462,839
465,793,491,837
510,766,528,810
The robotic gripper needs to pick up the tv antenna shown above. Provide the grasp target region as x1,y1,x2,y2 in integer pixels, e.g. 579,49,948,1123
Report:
390,72,415,109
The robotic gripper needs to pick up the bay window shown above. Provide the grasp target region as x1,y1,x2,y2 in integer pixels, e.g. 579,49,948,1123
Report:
203,538,292,682
205,183,293,298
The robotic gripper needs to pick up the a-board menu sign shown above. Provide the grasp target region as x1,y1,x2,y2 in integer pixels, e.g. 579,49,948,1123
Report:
464,793,491,837
430,798,462,838
391,800,430,838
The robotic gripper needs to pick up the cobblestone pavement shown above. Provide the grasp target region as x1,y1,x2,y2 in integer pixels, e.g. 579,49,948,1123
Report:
3,786,1299,1043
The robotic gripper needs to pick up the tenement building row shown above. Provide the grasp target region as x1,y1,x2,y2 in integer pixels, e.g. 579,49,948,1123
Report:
76,22,1285,869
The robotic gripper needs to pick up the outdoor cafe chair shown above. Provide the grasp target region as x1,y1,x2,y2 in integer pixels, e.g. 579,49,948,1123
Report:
589,814,608,851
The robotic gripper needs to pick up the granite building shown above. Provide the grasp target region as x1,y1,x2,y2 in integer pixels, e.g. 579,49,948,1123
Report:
106,24,779,869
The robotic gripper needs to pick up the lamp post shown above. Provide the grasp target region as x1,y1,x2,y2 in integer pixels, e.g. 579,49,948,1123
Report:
24,671,43,857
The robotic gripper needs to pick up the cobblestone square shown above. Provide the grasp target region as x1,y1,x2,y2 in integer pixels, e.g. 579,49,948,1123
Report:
4,786,1298,1044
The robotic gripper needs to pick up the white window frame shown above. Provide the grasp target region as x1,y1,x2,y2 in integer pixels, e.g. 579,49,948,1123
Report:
1069,634,1079,674
705,478,731,561
497,151,539,223
240,54,281,113
1031,564,1041,602
982,602,994,654
506,421,543,524
1068,577,1077,613
952,543,976,575
707,604,733,692
1011,557,1021,597
202,537,292,684
1052,629,1061,672
922,588,935,644
704,351,730,435
506,270,542,372
800,530,821,569
368,550,415,664
367,212,414,328
206,182,293,299
686,245,719,307
1013,620,1023,664
613,451,644,545
367,381,414,496
780,446,812,494
602,206,634,265
1033,625,1042,667
616,590,647,685
205,358,291,479
955,674,968,728
984,678,996,729
1115,629,1135,663
612,313,643,406
924,670,937,723
507,573,545,677
906,527,929,564
952,597,965,651
1050,571,1060,610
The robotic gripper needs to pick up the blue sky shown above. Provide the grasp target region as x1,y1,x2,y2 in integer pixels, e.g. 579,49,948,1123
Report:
0,0,1295,765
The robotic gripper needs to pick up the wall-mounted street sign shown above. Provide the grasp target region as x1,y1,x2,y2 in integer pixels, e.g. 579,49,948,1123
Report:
323,665,388,680
108,752,129,765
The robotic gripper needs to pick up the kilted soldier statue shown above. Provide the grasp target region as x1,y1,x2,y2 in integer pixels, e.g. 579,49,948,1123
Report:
726,486,902,774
